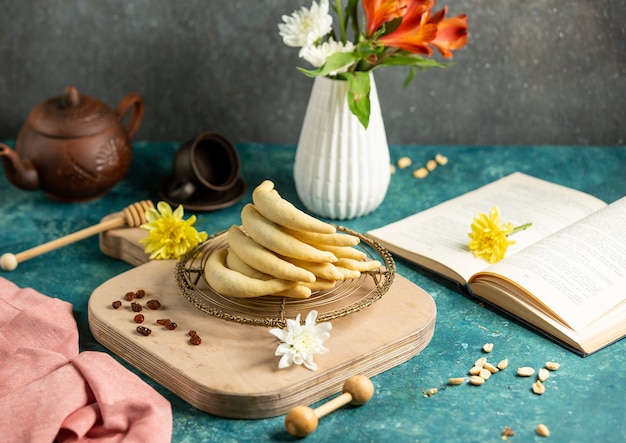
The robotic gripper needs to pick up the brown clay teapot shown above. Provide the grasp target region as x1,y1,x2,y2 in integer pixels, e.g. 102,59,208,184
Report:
0,86,144,201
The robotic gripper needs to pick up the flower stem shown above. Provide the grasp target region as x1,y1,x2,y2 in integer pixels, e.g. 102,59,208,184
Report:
511,223,532,235
335,0,346,43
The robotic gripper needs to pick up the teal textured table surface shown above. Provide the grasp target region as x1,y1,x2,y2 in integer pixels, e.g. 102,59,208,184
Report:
1,143,625,442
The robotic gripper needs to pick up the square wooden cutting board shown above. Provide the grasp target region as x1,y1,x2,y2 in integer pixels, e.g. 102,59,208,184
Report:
90,225,436,419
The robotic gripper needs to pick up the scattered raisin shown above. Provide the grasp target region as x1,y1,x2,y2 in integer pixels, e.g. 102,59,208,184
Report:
165,322,178,330
135,289,146,298
111,300,122,309
146,300,161,310
190,335,202,345
502,427,515,438
136,326,151,336
124,291,135,301
188,330,197,337
156,319,171,325
131,302,142,312
134,314,145,323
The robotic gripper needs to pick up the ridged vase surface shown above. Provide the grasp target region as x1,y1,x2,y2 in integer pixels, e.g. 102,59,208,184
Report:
294,74,390,220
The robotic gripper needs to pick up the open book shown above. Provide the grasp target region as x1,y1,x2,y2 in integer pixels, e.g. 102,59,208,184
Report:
368,172,626,356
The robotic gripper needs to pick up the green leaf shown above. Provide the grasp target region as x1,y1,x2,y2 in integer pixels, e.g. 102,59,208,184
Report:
344,72,371,129
298,52,359,78
378,54,450,69
404,66,416,88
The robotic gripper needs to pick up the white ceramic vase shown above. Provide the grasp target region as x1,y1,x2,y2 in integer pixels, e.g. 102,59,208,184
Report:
293,73,390,220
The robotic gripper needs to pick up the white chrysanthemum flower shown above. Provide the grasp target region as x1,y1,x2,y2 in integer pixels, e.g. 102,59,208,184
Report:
278,0,333,50
269,310,332,371
300,38,356,74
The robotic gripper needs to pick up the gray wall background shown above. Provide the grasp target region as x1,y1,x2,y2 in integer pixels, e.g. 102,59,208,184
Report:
0,0,624,146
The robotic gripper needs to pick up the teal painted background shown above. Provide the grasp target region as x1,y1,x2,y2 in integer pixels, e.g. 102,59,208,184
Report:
1,142,625,441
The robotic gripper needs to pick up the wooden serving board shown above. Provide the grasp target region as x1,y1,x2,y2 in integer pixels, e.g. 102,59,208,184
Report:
91,224,436,419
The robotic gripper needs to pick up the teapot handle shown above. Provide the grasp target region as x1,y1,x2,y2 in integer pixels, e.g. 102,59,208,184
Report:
115,93,144,139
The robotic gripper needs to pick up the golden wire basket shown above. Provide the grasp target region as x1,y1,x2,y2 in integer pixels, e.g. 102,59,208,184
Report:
175,226,395,328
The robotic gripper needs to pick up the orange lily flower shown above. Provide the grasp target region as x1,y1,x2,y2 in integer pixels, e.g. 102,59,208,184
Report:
378,0,438,56
362,0,416,37
430,8,469,58
378,1,468,58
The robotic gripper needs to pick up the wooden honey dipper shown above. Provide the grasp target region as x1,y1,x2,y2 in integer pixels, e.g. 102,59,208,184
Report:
0,200,154,271
284,375,374,437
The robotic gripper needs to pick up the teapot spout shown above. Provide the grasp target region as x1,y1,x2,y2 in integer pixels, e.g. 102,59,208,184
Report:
0,143,40,190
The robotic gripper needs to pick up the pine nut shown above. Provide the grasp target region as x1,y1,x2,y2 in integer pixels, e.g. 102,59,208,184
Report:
497,359,509,370
426,159,437,171
482,343,494,353
517,367,535,377
536,423,550,437
390,164,396,174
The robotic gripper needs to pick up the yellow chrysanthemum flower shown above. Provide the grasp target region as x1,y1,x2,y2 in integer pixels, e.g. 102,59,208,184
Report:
140,201,207,260
468,206,516,263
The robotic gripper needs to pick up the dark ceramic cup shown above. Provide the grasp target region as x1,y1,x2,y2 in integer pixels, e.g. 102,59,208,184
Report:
166,131,240,201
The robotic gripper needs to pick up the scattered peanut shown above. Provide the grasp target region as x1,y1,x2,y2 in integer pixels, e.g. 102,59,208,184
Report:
532,380,546,395
469,375,485,385
482,342,494,353
517,367,536,377
426,159,437,171
435,153,448,165
479,368,492,380
536,423,550,437
474,357,487,367
448,377,466,385
538,367,551,382
497,359,509,370
545,361,561,371
413,167,429,179
469,365,483,376
483,362,500,374
397,156,412,169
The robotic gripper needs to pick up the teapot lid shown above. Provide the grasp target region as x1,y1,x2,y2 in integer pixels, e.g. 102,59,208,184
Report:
28,86,117,138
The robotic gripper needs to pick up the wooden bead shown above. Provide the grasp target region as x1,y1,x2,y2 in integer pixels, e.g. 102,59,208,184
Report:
343,375,375,405
285,405,318,437
0,253,18,271
284,375,374,437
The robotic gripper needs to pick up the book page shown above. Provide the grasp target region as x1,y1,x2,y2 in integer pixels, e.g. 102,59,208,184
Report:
471,197,626,332
368,172,607,283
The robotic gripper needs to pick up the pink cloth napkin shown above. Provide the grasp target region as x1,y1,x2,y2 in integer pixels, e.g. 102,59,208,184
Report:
0,277,173,443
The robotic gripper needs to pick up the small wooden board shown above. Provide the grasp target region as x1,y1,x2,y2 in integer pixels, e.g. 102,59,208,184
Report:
91,225,436,419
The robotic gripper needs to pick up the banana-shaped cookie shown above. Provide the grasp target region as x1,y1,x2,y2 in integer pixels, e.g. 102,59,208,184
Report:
280,225,360,247
227,225,316,283
225,247,312,299
241,204,337,263
277,254,345,281
205,248,298,298
252,180,336,234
